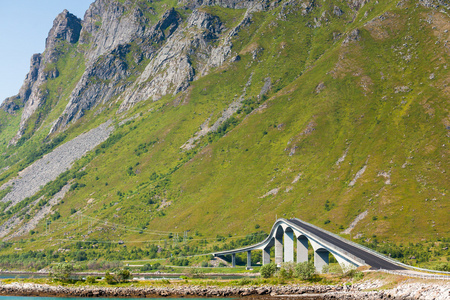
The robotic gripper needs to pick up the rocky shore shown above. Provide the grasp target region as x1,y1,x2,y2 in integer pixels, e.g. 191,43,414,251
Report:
0,281,447,299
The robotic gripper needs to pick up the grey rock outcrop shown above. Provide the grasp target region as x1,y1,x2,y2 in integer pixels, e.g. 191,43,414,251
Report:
50,7,184,132
343,29,361,44
9,10,82,145
45,10,82,63
79,0,148,64
118,6,254,111
333,6,344,16
6,0,272,136
347,0,370,11
178,0,269,10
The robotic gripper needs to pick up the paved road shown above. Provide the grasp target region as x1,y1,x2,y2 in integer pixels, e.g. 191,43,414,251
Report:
288,218,405,270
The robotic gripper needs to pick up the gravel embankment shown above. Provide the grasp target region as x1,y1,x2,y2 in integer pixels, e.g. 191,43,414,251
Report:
0,281,447,299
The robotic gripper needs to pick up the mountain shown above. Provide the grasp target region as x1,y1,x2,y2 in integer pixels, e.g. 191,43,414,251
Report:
0,0,448,266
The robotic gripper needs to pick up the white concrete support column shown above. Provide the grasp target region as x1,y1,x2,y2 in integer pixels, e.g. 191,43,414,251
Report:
335,255,358,272
284,230,294,262
275,235,283,265
262,247,271,265
247,251,252,269
314,249,329,273
232,253,236,267
297,236,308,263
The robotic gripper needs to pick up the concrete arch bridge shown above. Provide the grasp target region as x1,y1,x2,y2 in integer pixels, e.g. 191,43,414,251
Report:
213,218,405,273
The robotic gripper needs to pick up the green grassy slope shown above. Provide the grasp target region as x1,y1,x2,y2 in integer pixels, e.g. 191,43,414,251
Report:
0,0,448,268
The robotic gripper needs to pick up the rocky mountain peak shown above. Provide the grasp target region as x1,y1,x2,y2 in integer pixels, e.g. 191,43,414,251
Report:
44,10,82,63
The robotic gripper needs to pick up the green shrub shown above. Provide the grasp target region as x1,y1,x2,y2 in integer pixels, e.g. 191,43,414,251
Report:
237,277,252,285
104,272,115,284
201,261,210,267
187,268,205,278
341,268,364,280
294,261,315,280
116,269,131,283
50,263,74,282
260,263,277,278
279,262,296,279
85,276,96,284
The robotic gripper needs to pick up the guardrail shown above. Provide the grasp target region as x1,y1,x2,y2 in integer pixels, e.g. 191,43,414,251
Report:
294,218,450,274
379,269,450,280
284,219,366,266
291,218,450,275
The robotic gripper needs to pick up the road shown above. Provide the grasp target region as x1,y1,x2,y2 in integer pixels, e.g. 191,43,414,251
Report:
288,218,405,270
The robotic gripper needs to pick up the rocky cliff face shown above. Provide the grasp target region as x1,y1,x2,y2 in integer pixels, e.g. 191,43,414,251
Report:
49,0,270,133
5,10,82,144
3,0,272,138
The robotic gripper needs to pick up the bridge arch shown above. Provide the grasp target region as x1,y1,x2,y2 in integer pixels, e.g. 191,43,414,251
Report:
213,218,368,273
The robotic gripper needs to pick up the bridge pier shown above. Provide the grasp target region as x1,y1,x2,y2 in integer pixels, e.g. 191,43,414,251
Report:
275,234,283,265
297,236,308,263
232,253,236,267
275,226,284,265
314,249,329,273
284,229,294,262
247,251,252,269
262,246,271,265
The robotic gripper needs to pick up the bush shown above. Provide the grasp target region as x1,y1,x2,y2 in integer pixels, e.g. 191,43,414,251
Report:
105,272,115,284
237,277,252,285
279,262,296,279
341,268,364,280
50,263,74,282
187,268,205,278
294,261,315,280
436,263,450,271
260,263,277,278
85,276,96,284
201,261,210,267
277,268,290,280
104,269,131,284
116,269,131,283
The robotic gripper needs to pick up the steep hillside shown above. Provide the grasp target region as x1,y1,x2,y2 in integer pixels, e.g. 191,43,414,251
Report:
0,0,448,269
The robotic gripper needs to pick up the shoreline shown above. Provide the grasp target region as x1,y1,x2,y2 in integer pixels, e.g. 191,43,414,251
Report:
0,271,258,278
0,281,448,299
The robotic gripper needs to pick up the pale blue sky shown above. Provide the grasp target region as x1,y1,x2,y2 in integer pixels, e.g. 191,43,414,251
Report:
0,0,94,104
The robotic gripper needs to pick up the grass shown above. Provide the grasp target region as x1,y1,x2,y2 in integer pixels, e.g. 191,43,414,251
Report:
0,0,448,269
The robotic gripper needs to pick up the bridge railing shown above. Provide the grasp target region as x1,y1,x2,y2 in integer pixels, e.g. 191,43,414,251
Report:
379,269,450,280
284,219,365,266
291,218,450,275
214,219,366,266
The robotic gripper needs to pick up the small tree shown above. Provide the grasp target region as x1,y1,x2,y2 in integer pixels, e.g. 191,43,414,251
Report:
116,269,131,283
279,262,296,279
104,269,131,284
260,263,277,278
51,263,74,282
85,276,96,284
294,261,315,280
187,268,205,278
105,272,115,284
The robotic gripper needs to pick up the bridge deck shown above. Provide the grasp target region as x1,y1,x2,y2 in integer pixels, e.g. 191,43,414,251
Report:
288,218,405,270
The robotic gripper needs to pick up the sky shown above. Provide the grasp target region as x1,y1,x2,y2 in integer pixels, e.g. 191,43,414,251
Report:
0,0,94,104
